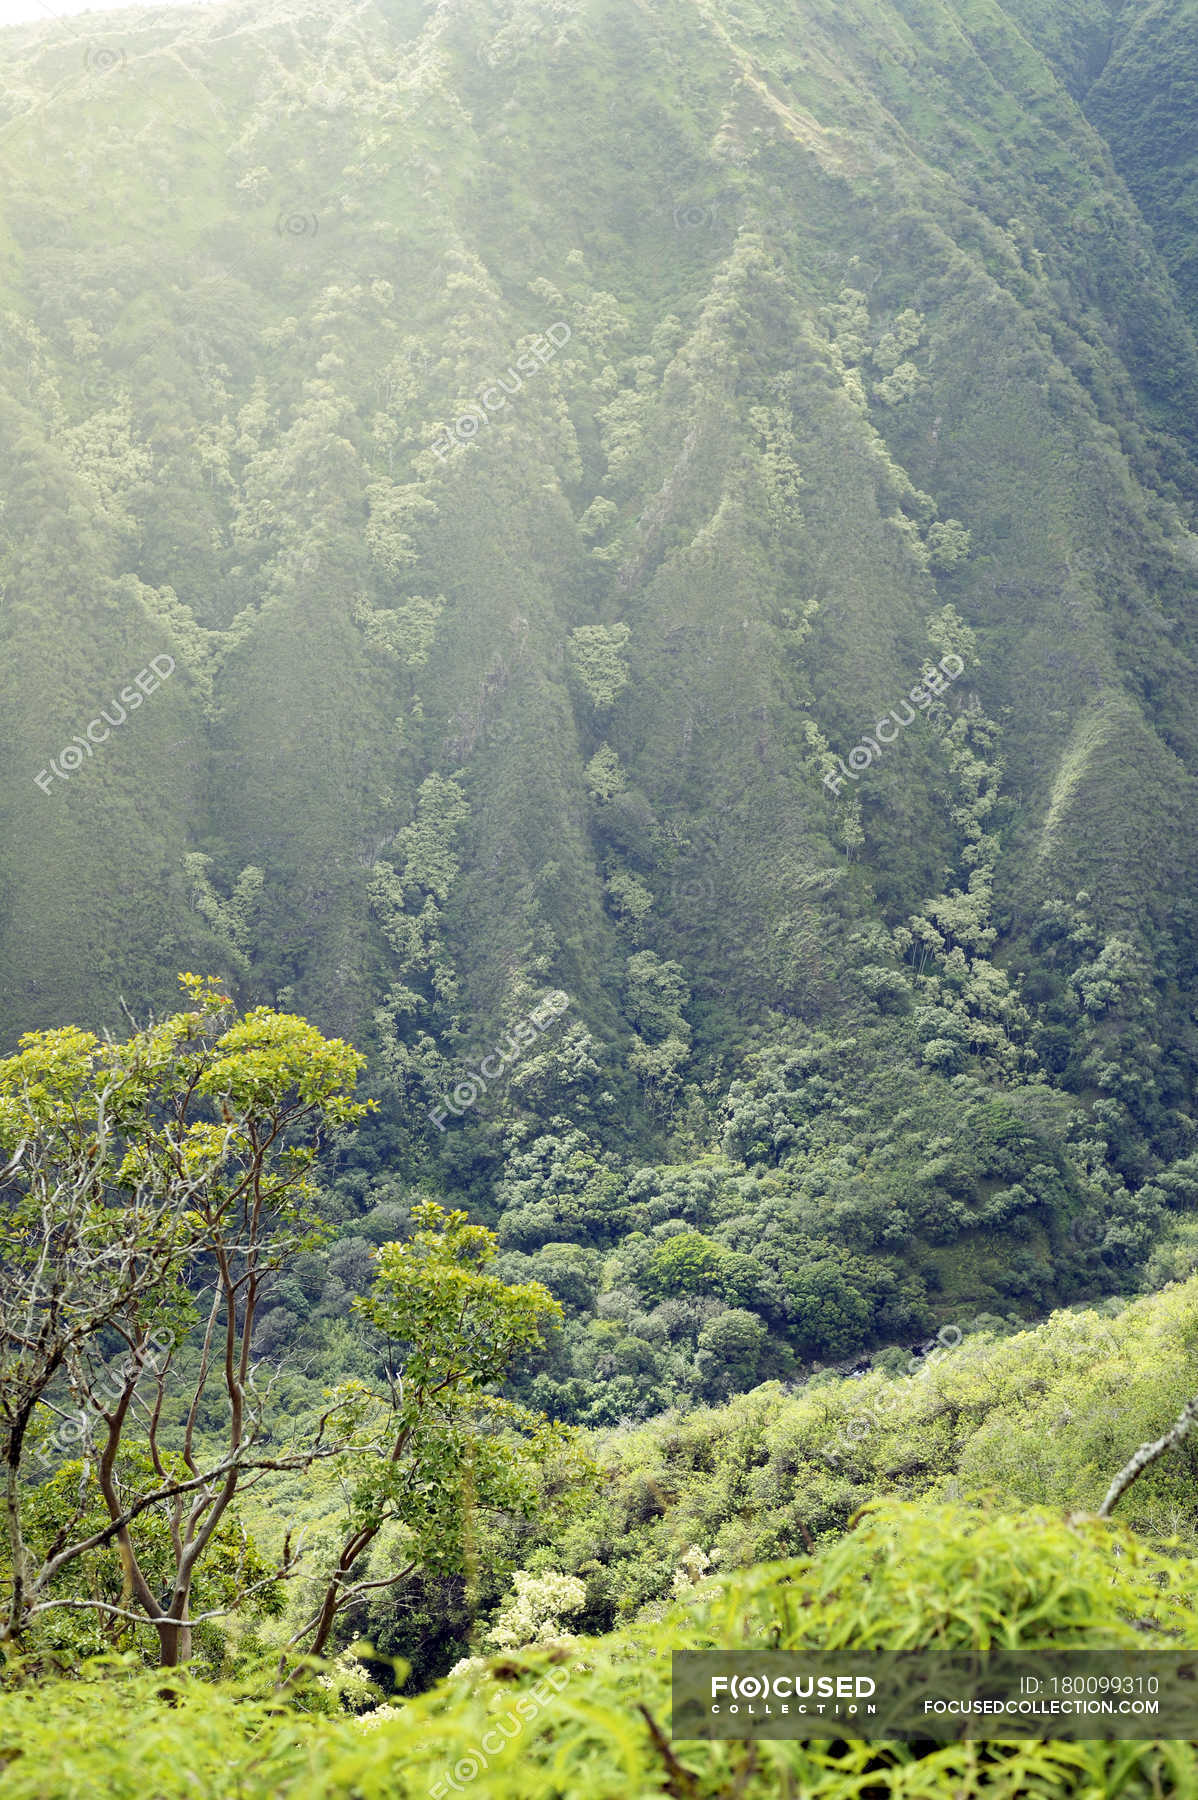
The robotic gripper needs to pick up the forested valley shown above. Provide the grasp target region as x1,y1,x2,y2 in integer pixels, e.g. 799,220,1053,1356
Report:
2,0,1198,1791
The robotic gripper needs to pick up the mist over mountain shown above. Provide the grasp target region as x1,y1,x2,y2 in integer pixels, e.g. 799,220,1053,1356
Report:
3,0,1198,1407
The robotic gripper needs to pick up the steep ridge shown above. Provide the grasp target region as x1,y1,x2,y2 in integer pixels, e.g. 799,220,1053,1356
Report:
1086,0,1198,328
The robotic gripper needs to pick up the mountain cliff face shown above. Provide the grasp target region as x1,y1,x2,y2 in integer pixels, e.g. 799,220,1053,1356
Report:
2,0,1197,1405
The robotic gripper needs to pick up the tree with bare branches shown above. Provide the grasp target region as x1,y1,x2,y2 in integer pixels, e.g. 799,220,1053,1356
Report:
0,974,368,1666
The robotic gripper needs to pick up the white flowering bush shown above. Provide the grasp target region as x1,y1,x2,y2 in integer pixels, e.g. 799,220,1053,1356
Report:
314,1645,386,1715
671,1544,712,1595
449,1569,587,1680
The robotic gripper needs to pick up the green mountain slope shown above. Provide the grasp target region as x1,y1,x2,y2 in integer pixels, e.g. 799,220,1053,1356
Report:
2,0,1198,1391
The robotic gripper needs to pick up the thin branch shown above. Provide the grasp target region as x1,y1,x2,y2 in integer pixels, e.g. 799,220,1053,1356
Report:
29,1596,158,1627
30,1559,301,1629
637,1705,700,1799
284,1562,418,1650
183,1284,224,1474
1098,1392,1198,1518
32,1445,352,1593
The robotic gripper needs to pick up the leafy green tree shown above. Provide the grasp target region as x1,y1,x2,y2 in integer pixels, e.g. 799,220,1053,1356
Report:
925,519,972,571
287,1202,568,1664
567,623,631,712
695,1309,768,1399
785,1257,873,1358
644,1231,727,1298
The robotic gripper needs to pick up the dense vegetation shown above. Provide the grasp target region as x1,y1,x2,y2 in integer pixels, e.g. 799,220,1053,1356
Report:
2,0,1198,1789
0,0,1197,1402
8,1500,1198,1799
5,986,1198,1793
8,1279,1198,1793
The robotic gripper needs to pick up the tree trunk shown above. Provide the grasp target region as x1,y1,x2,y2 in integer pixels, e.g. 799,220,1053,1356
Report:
156,1587,194,1666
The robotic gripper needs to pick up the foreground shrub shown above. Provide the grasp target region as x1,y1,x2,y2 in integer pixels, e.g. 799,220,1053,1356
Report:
2,1500,1197,1797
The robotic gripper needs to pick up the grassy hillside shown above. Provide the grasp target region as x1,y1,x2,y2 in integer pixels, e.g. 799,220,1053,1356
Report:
211,1273,1198,1686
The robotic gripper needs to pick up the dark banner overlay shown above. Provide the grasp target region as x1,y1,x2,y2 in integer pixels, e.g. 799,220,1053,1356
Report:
672,1651,1198,1741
